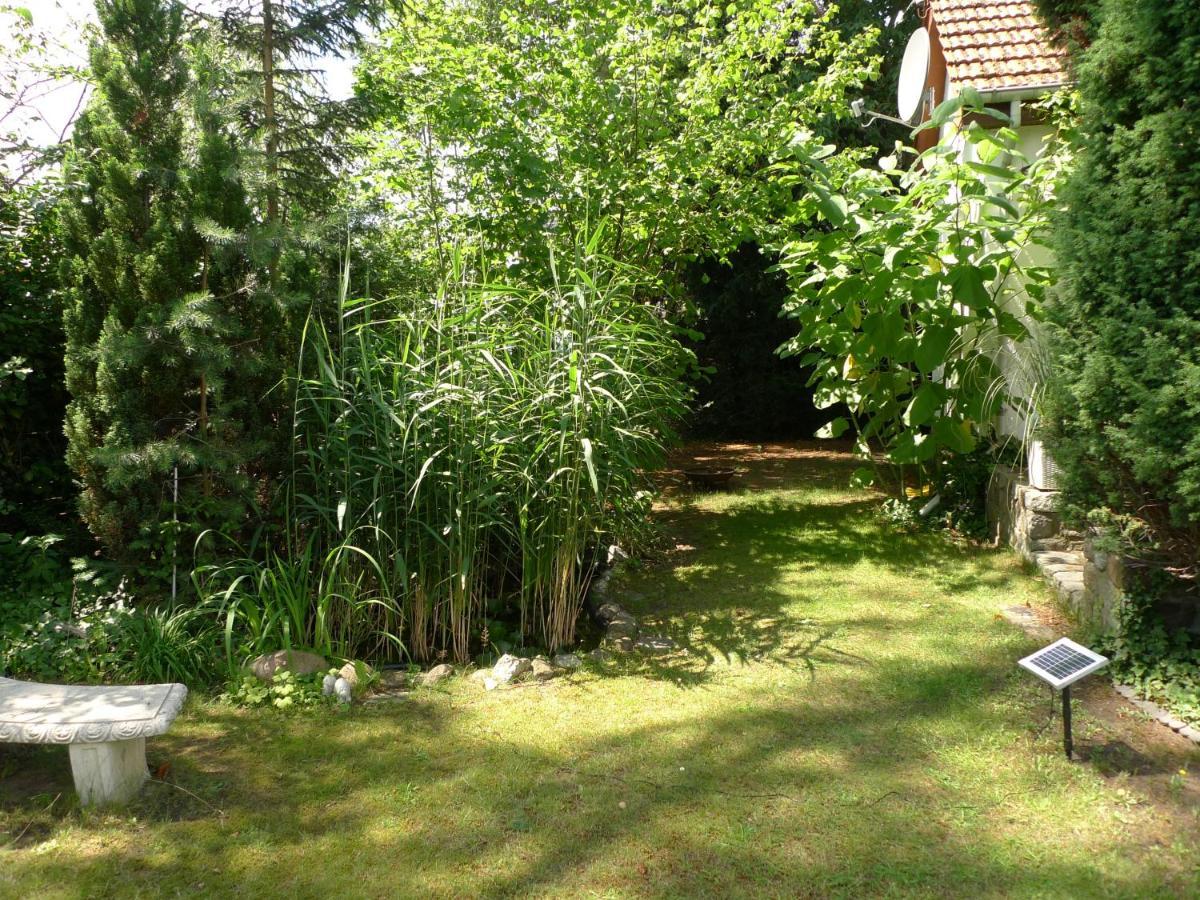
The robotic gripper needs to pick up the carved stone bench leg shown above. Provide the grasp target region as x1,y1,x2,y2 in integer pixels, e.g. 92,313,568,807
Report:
68,738,149,806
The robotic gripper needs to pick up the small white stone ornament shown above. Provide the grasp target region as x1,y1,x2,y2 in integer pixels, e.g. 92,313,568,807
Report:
334,676,353,704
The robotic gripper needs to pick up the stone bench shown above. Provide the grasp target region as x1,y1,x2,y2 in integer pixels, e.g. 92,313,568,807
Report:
0,676,187,806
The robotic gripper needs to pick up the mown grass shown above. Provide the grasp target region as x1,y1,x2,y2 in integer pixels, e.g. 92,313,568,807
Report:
4,450,1200,898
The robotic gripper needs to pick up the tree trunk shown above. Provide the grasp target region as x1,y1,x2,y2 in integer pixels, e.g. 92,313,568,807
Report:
262,0,279,283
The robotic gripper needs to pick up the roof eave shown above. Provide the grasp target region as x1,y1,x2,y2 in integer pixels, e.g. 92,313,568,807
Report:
974,79,1072,102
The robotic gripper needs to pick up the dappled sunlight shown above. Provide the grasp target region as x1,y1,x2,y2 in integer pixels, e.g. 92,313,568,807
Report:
4,447,1199,897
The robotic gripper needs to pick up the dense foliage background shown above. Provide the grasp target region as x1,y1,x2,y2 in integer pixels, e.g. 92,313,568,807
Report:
0,181,71,535
684,244,827,440
1043,0,1200,579
11,0,1195,711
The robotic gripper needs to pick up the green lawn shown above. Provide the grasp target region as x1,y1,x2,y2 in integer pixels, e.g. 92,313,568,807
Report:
4,446,1200,898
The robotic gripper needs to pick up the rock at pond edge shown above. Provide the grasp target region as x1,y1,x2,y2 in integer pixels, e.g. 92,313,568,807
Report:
249,649,328,682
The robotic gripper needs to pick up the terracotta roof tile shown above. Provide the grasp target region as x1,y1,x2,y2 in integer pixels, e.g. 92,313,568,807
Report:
929,0,1069,93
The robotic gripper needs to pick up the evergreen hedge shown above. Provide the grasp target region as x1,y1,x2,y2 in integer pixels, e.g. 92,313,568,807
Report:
1043,0,1200,573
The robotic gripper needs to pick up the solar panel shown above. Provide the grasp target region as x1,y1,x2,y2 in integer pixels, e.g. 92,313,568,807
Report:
1018,637,1108,690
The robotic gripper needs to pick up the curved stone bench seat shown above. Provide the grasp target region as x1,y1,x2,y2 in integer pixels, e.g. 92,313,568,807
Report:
0,676,187,806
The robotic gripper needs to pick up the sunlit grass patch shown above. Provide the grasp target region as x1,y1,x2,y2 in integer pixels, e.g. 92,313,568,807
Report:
3,453,1199,898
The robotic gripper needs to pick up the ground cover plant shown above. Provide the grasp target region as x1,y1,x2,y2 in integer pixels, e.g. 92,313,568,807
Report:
3,448,1199,897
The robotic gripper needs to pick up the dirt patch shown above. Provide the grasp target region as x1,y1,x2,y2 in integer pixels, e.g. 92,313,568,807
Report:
662,439,861,494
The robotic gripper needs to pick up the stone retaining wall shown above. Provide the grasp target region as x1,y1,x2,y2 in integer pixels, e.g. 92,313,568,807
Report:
1080,539,1125,635
987,464,1120,633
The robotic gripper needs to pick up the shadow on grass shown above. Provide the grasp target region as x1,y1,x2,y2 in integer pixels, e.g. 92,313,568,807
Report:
4,451,1196,896
3,652,1194,897
605,486,1023,684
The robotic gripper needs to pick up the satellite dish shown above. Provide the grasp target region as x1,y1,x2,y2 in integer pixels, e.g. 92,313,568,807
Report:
897,28,931,124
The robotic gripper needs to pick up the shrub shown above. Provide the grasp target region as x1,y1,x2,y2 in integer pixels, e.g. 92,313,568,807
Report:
1043,0,1200,577
776,98,1065,497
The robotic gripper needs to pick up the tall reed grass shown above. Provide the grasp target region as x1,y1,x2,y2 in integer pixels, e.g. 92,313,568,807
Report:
199,232,691,665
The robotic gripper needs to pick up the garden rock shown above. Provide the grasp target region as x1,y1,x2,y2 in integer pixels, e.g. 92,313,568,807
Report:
588,649,613,663
1023,489,1059,514
468,668,491,686
249,650,328,682
420,664,454,687
492,654,531,685
592,602,624,624
1026,513,1059,542
605,616,638,640
338,662,361,689
530,658,558,681
634,634,677,655
605,634,635,652
553,653,583,670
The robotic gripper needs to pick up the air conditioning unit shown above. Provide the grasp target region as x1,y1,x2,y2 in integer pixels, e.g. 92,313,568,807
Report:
1028,440,1060,491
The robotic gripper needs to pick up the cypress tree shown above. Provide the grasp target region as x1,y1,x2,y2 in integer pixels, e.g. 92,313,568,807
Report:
1043,0,1200,574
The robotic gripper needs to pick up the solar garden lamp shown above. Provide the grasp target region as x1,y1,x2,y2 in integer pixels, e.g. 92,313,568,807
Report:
1018,638,1109,760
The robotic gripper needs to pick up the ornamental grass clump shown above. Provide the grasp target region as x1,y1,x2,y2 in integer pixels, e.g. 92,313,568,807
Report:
267,238,689,663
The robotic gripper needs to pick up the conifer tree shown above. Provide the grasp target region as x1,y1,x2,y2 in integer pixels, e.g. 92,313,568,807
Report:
61,0,280,585
62,0,196,572
1043,0,1200,574
214,0,380,283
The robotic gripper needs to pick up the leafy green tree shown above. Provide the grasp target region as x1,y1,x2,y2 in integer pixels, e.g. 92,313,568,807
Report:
1043,0,1200,575
1031,0,1098,45
824,0,912,152
357,0,877,296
